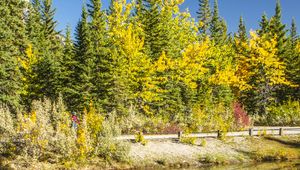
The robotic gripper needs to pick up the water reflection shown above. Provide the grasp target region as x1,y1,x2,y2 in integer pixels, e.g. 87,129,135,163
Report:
155,160,300,170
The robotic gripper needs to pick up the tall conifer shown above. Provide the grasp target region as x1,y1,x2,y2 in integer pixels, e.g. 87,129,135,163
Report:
269,0,287,58
209,0,226,44
197,0,211,35
74,5,94,109
0,0,27,110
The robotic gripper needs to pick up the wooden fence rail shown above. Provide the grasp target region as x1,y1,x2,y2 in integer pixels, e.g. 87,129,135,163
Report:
115,127,300,140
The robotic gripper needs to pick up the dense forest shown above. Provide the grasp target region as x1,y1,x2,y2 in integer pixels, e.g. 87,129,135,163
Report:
0,0,300,164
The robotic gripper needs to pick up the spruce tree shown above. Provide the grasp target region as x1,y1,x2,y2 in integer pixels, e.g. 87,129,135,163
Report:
74,6,94,110
290,18,298,47
236,16,247,43
23,0,44,105
88,0,111,109
0,0,27,110
61,26,77,110
234,16,248,56
209,0,226,44
258,13,269,37
197,0,211,35
26,0,43,45
284,19,300,100
142,0,165,59
33,0,63,102
269,0,287,58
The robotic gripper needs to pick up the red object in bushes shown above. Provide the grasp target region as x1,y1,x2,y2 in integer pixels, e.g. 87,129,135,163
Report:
233,102,250,127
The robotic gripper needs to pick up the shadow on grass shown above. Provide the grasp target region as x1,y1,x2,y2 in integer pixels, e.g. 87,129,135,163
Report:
264,137,300,148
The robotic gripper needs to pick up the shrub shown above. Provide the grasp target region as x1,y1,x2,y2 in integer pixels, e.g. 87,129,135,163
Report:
254,100,300,126
14,98,77,161
190,102,234,133
180,136,197,145
233,102,251,129
0,106,15,139
254,148,299,161
94,137,130,163
200,139,207,147
199,153,230,165
135,131,148,145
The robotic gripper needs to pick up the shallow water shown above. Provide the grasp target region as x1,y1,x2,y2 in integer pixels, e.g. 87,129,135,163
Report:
154,160,300,170
196,161,300,170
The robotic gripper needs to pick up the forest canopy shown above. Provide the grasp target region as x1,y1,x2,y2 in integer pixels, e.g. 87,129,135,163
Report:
0,0,300,133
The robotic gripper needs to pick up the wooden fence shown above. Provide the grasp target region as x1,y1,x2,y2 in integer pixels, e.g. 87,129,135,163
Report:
116,127,300,140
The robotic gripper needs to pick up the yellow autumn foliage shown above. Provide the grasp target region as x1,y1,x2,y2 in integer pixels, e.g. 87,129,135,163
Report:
237,31,292,90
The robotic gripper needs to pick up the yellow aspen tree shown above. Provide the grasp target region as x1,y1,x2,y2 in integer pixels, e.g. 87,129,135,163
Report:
108,0,153,115
238,31,292,114
19,44,39,105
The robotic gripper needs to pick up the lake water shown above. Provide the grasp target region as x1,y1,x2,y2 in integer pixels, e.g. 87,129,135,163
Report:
154,160,300,170
196,161,300,170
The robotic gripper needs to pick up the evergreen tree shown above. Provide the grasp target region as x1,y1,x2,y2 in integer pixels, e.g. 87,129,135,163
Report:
23,0,43,106
61,26,77,110
137,0,180,59
236,16,247,43
290,18,298,47
233,16,248,56
33,0,63,102
269,0,287,58
88,0,111,109
74,6,94,110
284,19,300,100
197,0,211,35
258,13,269,37
209,0,226,44
26,0,43,45
141,0,165,59
0,0,27,110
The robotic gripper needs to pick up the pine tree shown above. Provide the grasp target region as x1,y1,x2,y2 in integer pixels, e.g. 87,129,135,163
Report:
290,18,298,47
26,0,43,46
141,0,166,59
258,13,269,37
137,0,181,59
60,26,77,110
23,0,43,105
88,0,111,109
74,5,95,110
236,16,247,43
269,0,287,58
209,0,226,44
0,0,27,110
197,0,211,35
33,0,63,102
284,19,300,100
234,16,248,56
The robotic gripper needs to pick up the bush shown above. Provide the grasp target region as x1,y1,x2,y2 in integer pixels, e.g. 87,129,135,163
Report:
254,100,300,126
135,131,148,145
233,102,251,129
94,112,131,163
180,136,197,145
199,153,230,165
189,101,234,133
254,148,299,161
200,139,207,147
95,137,130,163
0,106,15,139
13,98,77,161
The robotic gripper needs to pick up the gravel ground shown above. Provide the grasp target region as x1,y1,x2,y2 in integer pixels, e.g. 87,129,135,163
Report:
129,137,250,167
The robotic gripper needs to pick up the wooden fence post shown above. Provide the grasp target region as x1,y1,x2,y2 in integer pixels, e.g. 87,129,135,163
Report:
178,131,183,140
279,128,284,136
217,130,221,138
249,128,253,136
